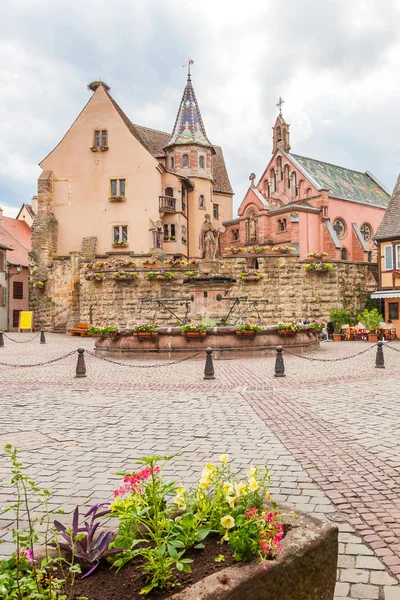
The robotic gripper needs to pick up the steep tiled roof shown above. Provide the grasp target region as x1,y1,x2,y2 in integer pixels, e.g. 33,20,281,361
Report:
290,154,390,208
16,203,35,220
107,92,232,194
374,174,400,240
166,75,212,148
0,217,30,266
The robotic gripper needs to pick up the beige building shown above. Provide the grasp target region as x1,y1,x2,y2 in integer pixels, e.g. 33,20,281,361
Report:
33,74,233,261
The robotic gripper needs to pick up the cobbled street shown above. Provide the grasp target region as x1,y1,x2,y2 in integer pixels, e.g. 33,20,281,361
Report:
1,334,400,599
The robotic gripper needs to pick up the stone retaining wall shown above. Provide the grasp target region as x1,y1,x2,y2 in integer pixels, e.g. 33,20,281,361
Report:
30,255,376,332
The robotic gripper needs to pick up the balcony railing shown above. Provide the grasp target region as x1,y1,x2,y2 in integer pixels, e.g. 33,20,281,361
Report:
159,196,176,212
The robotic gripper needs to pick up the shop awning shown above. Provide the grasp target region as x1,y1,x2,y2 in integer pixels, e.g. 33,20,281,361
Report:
371,291,400,299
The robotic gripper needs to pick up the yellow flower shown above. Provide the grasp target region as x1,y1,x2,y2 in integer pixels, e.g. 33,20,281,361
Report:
226,495,237,508
205,462,215,472
248,477,260,491
175,494,186,506
265,492,271,500
248,464,258,477
199,475,212,489
223,481,234,495
219,454,229,463
176,486,185,495
222,530,230,542
220,515,235,529
235,482,247,496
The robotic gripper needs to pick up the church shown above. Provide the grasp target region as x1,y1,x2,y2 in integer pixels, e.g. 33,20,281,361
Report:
32,70,233,262
220,103,391,261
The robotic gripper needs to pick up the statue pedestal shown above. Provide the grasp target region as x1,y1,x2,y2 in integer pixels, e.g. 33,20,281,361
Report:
199,259,221,274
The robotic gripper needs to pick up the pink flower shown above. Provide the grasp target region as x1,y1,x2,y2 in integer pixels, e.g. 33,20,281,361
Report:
261,563,269,571
19,547,34,565
245,507,259,520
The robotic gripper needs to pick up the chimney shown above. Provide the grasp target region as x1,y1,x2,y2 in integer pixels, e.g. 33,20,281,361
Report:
0,208,3,219
31,195,38,214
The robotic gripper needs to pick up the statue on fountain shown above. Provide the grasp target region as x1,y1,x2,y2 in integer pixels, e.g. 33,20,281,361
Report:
200,214,221,260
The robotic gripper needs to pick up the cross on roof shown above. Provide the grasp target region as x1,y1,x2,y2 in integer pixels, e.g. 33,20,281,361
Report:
276,96,285,116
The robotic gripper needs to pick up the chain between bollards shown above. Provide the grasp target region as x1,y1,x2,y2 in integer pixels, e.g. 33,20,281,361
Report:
204,347,215,380
375,340,385,369
274,345,285,377
0,332,3,348
40,330,46,344
75,347,87,378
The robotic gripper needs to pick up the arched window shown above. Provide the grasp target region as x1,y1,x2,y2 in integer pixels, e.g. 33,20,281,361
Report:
277,156,282,180
298,179,304,197
170,223,176,240
305,187,312,198
276,126,282,142
163,224,169,240
270,168,275,193
199,155,205,169
199,194,205,208
170,156,174,169
284,165,290,188
264,179,270,197
182,154,189,168
278,219,287,232
291,172,297,197
341,247,348,260
181,225,187,244
232,229,239,241
165,187,174,197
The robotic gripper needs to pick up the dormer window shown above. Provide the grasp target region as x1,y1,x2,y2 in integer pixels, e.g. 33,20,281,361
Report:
183,154,189,168
199,155,205,169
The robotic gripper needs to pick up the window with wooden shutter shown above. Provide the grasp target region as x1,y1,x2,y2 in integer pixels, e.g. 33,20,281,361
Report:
1,253,5,272
13,281,23,299
13,310,20,328
384,245,393,271
2,286,7,306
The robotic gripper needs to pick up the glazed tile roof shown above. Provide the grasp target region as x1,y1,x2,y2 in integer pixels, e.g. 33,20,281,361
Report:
166,76,212,148
290,154,390,208
374,174,400,240
108,92,233,194
0,217,30,266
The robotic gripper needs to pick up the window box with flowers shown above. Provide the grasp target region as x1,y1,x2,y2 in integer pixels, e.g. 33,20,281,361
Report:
100,145,109,152
277,322,300,336
112,241,128,248
304,263,334,273
88,325,118,338
85,272,104,282
307,252,328,260
142,259,163,269
272,246,295,254
239,270,263,281
392,269,400,278
224,247,246,255
187,259,199,266
90,146,99,152
172,259,186,268
180,323,207,338
109,196,126,203
131,323,158,338
236,323,261,337
33,281,45,289
112,271,138,282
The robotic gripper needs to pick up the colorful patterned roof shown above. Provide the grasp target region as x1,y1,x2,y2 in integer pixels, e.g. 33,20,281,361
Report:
290,154,390,208
166,75,212,148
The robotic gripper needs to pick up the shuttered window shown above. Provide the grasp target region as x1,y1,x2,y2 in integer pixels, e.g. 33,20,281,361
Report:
1,253,5,272
384,245,393,271
13,282,23,299
2,286,7,306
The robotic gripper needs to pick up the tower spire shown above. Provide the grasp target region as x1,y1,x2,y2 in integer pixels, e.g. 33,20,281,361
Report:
187,58,194,81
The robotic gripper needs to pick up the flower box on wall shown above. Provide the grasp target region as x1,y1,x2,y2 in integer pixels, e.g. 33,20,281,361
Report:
109,196,126,202
112,242,128,248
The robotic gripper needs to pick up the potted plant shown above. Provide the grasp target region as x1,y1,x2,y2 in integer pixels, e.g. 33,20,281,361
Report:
33,281,45,289
357,308,383,342
304,263,334,273
112,241,128,247
142,258,162,268
392,269,400,278
132,323,158,338
187,259,199,266
180,323,207,338
109,196,126,202
239,270,263,281
329,308,351,341
261,246,271,253
90,146,99,152
173,259,186,268
277,322,299,336
235,247,246,254
308,320,325,333
236,323,261,336
88,325,118,338
224,247,234,255
100,145,109,151
146,271,159,280
307,252,328,260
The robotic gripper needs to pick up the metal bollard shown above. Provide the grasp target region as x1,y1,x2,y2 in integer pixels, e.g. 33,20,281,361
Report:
40,330,46,344
75,348,87,378
274,345,286,378
0,332,3,348
204,347,215,380
375,340,385,369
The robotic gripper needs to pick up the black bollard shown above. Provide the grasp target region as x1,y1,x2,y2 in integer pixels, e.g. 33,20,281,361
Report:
375,340,385,369
274,345,286,378
0,331,3,348
40,330,46,344
204,347,215,380
75,348,87,378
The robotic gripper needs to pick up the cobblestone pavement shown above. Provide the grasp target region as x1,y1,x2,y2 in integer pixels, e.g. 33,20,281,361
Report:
0,333,400,599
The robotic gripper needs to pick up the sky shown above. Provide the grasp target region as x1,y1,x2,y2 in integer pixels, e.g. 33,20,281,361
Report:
1,0,400,217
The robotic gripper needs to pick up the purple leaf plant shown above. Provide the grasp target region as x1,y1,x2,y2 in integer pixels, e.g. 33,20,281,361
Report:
53,503,123,577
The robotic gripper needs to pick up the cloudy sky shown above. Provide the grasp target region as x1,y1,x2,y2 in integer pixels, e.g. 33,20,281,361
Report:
1,0,400,216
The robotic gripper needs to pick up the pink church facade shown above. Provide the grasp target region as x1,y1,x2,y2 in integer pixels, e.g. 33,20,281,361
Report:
220,114,390,261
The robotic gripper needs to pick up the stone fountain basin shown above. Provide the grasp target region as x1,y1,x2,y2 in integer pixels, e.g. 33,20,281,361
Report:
171,510,338,600
94,326,319,356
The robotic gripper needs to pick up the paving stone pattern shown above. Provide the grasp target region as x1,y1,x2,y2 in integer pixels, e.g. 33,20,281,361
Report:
0,334,399,599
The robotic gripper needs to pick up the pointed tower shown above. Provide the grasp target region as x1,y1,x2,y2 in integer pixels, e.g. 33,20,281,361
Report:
164,67,215,178
272,115,291,153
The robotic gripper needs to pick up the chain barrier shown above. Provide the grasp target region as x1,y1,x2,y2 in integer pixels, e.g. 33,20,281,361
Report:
283,343,377,363
2,332,41,344
384,344,400,353
0,349,77,368
85,349,203,369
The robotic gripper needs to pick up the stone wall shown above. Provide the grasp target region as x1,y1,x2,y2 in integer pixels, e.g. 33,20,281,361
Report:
30,254,377,331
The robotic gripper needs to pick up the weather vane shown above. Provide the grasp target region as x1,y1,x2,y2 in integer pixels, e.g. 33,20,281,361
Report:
276,96,285,116
183,58,194,79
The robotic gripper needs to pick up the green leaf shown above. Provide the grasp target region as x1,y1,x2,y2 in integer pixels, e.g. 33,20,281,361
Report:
168,539,185,548
167,544,178,558
195,527,211,542
140,583,156,594
194,543,205,549
182,563,192,573
156,543,166,556
176,561,183,571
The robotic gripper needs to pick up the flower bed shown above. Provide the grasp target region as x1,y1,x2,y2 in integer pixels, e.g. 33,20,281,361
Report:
0,448,337,600
181,323,207,338
304,262,334,272
277,322,301,336
239,270,263,280
236,323,261,336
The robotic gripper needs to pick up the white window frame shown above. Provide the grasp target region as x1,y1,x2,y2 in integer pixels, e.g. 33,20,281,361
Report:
384,244,393,271
396,244,400,269
113,225,128,244
110,179,126,198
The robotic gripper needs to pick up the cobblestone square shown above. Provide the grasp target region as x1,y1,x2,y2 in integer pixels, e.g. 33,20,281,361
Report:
0,333,400,598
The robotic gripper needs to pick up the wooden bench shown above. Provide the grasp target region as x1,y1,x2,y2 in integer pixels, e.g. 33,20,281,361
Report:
69,322,90,337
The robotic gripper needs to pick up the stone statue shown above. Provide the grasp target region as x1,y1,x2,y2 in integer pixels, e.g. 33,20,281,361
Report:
249,216,257,239
200,214,220,259
249,173,256,188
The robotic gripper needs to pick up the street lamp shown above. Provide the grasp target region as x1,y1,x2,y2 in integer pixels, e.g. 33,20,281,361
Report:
5,265,22,280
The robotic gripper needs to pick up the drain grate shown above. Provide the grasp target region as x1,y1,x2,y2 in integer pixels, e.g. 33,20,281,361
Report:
243,386,272,392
